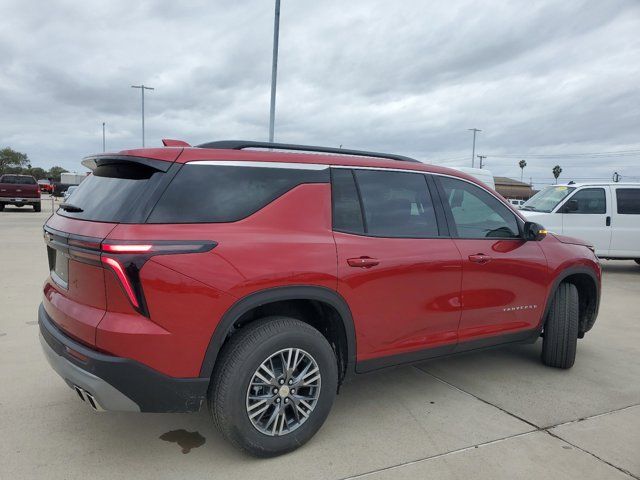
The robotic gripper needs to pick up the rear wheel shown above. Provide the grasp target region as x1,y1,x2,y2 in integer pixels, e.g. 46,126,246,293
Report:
210,317,338,457
0,203,4,211
541,282,579,369
635,259,640,266
34,203,41,212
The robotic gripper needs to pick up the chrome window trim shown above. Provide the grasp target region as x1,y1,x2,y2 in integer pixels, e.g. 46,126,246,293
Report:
187,160,328,171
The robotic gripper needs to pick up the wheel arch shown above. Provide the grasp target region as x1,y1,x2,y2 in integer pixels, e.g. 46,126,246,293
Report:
199,286,357,383
542,266,600,337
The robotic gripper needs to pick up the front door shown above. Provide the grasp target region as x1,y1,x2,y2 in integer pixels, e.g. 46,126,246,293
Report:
330,168,462,369
558,187,612,256
435,175,549,348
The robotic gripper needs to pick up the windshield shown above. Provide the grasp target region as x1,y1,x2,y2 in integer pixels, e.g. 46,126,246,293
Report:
522,186,575,212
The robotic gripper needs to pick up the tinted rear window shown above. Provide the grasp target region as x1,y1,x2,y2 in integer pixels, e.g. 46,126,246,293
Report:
0,175,36,185
146,163,328,223
616,188,640,214
58,163,163,222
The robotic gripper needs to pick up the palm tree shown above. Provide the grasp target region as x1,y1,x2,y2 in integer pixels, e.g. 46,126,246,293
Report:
518,160,527,182
552,165,562,184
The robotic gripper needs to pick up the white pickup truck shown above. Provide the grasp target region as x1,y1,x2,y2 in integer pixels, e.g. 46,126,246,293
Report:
521,182,640,262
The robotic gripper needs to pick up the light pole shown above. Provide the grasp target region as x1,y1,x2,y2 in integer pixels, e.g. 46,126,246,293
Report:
268,0,281,143
477,154,487,169
131,84,154,147
468,128,481,167
102,122,106,152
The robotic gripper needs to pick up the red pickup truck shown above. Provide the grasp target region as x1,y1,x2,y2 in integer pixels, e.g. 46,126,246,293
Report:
0,174,41,211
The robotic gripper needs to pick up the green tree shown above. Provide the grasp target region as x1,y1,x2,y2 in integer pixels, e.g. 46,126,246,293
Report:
552,165,562,184
0,147,30,174
518,159,527,182
27,167,47,180
47,166,68,182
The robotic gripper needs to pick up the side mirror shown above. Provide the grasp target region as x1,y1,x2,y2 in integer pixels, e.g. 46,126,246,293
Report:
523,221,547,241
563,199,578,213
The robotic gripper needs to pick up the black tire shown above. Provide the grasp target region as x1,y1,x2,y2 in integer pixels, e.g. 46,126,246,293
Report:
634,259,640,266
34,203,41,212
0,203,4,211
541,282,579,369
210,317,338,457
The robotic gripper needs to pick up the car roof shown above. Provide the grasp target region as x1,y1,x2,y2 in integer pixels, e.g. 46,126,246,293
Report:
111,144,479,184
553,182,640,187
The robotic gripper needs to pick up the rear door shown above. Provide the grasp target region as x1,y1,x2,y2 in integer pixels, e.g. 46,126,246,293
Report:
434,175,549,347
558,187,612,256
610,187,640,257
331,168,462,370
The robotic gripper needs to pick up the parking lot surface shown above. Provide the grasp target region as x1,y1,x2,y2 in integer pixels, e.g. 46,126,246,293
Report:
1,208,638,479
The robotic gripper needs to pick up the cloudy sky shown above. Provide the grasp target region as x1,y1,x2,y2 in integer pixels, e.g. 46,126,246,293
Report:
1,0,639,187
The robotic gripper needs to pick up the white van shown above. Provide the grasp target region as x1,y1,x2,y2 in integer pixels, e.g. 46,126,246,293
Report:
450,167,495,190
521,182,640,261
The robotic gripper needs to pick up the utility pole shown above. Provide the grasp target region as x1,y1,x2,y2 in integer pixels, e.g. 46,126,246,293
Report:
131,84,154,147
268,0,281,143
102,122,106,152
468,128,481,167
477,154,487,169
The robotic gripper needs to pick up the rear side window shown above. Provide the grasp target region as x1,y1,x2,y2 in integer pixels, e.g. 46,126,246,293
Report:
147,164,328,223
353,169,439,238
331,169,364,234
616,188,640,214
0,175,36,184
58,163,163,222
438,176,519,238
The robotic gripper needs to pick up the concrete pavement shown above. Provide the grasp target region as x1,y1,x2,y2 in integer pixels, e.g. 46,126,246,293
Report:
1,208,638,479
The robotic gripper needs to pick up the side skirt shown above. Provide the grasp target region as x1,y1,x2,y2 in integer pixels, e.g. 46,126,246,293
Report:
356,328,540,374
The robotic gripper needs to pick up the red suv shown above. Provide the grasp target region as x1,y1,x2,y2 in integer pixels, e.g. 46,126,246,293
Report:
39,140,600,456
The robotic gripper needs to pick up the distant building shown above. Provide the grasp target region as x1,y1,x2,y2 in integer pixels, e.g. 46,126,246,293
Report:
493,177,536,200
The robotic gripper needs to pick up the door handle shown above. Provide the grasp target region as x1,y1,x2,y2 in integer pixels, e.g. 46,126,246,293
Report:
347,257,380,268
468,253,491,264
606,216,611,226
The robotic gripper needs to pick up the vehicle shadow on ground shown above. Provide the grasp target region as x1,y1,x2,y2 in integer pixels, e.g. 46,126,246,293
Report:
53,341,540,462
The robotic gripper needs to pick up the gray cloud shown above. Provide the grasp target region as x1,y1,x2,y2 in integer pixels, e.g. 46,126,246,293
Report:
0,0,639,187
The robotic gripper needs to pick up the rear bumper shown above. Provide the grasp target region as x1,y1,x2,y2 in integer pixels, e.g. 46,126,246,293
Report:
0,196,40,204
38,303,208,412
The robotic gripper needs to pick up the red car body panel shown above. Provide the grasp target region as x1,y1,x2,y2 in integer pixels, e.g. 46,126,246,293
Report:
40,145,601,388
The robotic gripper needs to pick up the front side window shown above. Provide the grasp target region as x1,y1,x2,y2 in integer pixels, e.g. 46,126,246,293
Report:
561,188,606,214
353,169,439,237
438,176,519,239
616,188,640,214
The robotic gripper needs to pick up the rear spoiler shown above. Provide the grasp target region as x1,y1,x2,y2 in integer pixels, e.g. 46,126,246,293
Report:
81,155,173,173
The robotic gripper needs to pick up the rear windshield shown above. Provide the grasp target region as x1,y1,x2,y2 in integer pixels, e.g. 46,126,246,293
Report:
0,175,36,185
57,163,164,222
146,163,328,223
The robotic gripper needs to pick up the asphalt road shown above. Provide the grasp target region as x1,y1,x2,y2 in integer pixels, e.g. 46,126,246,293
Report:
1,208,638,479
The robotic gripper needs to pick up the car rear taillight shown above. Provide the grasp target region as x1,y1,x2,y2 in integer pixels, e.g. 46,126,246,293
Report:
99,241,217,315
44,225,217,316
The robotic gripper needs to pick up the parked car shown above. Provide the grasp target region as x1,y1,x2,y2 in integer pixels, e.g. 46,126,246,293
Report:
51,182,73,197
37,179,53,194
0,174,41,211
63,185,78,202
521,182,640,262
39,140,601,457
508,198,526,208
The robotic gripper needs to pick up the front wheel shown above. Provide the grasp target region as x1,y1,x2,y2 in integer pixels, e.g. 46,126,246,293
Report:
541,282,579,369
210,317,338,457
634,259,640,266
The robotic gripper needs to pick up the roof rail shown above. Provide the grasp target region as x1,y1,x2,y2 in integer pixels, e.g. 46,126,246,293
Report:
195,140,420,163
